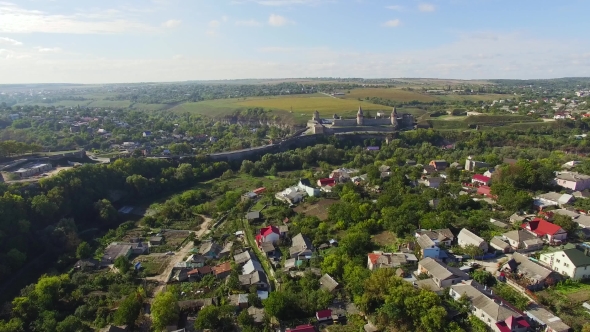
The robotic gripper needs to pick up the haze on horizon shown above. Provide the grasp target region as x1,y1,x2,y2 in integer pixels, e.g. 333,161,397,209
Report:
1,0,589,84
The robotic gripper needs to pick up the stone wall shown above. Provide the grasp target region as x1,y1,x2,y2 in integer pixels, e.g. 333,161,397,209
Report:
332,119,357,127
363,118,391,126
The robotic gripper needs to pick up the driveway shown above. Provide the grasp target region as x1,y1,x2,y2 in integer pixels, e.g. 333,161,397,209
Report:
471,254,512,275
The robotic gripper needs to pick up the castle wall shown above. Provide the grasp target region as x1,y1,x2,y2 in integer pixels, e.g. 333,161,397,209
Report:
363,118,391,126
332,119,357,127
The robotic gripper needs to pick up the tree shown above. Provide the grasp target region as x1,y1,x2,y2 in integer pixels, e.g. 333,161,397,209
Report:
553,214,578,235
152,291,180,331
113,291,143,326
31,194,59,221
471,270,496,287
94,199,117,223
237,310,255,329
56,315,90,332
114,256,131,274
463,244,484,260
76,242,92,259
264,291,296,320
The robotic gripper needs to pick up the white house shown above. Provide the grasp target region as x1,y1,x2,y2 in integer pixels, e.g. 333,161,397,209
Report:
415,229,454,247
457,228,488,253
539,248,590,280
417,257,469,288
554,171,590,191
533,192,574,209
256,226,280,245
298,179,320,197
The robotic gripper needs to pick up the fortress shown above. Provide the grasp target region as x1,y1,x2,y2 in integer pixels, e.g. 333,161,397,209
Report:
308,106,415,134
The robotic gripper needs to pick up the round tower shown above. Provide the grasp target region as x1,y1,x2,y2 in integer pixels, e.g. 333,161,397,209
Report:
357,106,364,125
313,110,320,122
391,107,398,127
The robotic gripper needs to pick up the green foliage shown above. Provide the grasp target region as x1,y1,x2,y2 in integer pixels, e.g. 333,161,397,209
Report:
471,270,496,287
151,291,180,331
113,291,143,326
76,242,92,259
94,199,117,223
553,214,578,235
114,256,131,274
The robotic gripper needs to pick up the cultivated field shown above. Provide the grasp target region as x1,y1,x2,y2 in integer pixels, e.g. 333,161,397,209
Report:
293,199,339,221
341,88,438,103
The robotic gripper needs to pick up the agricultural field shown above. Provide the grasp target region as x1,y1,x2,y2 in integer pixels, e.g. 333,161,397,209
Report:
133,254,171,276
425,114,541,130
293,198,339,221
341,88,439,103
436,93,511,102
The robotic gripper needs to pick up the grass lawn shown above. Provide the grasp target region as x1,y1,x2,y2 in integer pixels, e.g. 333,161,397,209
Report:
554,281,590,301
372,230,397,247
134,255,171,277
342,88,438,103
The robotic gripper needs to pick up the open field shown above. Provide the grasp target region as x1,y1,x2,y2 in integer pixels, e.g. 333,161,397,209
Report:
437,93,510,102
425,114,541,130
133,255,171,277
372,230,397,247
340,88,438,103
293,198,338,221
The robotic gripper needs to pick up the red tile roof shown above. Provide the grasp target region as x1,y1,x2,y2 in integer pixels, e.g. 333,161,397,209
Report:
260,226,280,237
521,218,565,236
212,262,231,275
318,178,336,186
477,185,492,196
316,309,332,319
368,253,380,265
286,324,316,332
496,316,529,332
253,187,266,195
472,174,491,183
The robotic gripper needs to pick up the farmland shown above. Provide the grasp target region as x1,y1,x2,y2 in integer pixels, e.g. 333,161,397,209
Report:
341,88,438,103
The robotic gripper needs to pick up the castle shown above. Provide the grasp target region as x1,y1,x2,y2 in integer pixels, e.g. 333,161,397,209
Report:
309,106,414,134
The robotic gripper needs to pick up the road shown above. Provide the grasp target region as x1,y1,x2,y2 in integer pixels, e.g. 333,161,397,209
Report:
147,216,212,299
320,92,338,99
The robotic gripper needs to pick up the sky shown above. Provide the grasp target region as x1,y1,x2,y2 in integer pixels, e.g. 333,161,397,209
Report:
0,0,589,83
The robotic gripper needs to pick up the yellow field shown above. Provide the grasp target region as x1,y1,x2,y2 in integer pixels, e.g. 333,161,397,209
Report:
342,88,439,102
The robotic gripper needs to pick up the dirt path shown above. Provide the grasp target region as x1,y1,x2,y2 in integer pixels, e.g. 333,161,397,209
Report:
147,217,212,299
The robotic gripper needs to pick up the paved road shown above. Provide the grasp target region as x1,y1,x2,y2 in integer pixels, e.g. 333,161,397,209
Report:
147,217,212,300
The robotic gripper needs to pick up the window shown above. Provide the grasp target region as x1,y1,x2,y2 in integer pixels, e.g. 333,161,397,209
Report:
557,259,561,263
555,268,559,272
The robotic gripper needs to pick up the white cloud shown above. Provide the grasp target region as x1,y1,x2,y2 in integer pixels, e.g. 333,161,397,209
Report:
36,47,62,53
235,19,263,27
382,19,401,27
234,0,331,6
268,14,293,26
0,2,158,34
418,3,436,12
386,5,404,11
258,46,296,53
209,20,221,28
222,15,229,22
0,36,22,45
162,19,182,28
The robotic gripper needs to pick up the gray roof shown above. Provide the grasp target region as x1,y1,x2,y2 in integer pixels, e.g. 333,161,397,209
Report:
291,233,313,252
526,306,570,332
503,253,553,282
458,228,486,246
243,259,264,274
319,273,339,292
503,230,536,244
417,234,436,249
555,171,590,182
229,294,249,305
199,241,222,255
415,278,442,293
284,258,296,269
419,257,469,281
234,250,257,265
246,211,261,220
490,237,510,250
279,225,289,233
239,271,268,286
247,306,265,324
452,283,518,321
536,192,573,205
260,242,275,253
104,243,132,260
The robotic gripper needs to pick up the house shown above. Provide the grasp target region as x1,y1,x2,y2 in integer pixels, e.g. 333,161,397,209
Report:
260,242,275,256
464,157,490,172
490,237,511,253
379,165,391,172
458,228,489,253
199,241,223,259
286,324,316,332
554,171,590,191
256,226,280,245
417,257,470,288
450,282,527,332
252,187,266,195
149,236,163,246
185,254,207,268
477,185,493,198
241,192,258,202
187,266,213,281
74,258,100,270
279,225,289,237
489,219,509,229
239,271,268,289
502,230,544,251
234,250,257,266
247,306,265,324
171,269,189,282
423,165,437,175
142,131,151,137
420,177,443,189
212,262,232,279
316,309,332,322
534,192,574,209
510,213,531,224
525,306,570,332
246,211,261,222
290,233,313,259
415,228,454,247
317,178,336,187
521,218,567,243
416,234,441,259
229,294,249,309
242,259,264,275
275,186,306,205
298,178,320,197
501,253,560,290
429,160,448,171
366,251,418,270
539,247,590,280
319,273,339,292
472,174,491,186
101,243,133,266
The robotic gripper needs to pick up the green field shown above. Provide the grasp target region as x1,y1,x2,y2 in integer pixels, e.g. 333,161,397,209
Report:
341,88,439,103
425,114,541,130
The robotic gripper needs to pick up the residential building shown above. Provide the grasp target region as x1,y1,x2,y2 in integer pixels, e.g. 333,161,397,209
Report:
449,281,528,332
554,171,590,191
286,324,316,332
316,309,332,322
420,177,443,189
521,218,567,243
212,262,232,279
239,271,268,289
246,211,261,222
477,185,493,198
319,273,339,292
317,178,336,187
185,254,207,268
429,160,448,171
417,257,470,288
247,306,265,324
525,306,570,332
416,234,441,259
199,241,223,259
260,242,275,256
242,259,264,275
234,250,257,266
241,192,258,202
256,226,280,245
458,228,489,253
501,253,560,290
465,157,490,172
290,233,313,259
275,186,306,205
366,251,418,270
539,248,590,280
490,237,511,253
298,178,320,197
502,230,544,251
101,243,133,266
534,192,574,209
229,294,249,309
149,236,163,246
472,174,491,186
415,229,454,246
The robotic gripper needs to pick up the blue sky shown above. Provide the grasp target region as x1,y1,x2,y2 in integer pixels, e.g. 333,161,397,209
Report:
0,0,589,83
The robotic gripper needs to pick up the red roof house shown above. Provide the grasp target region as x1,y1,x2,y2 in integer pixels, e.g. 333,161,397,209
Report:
472,174,491,186
255,226,280,245
495,316,529,332
315,309,332,321
477,185,492,197
521,218,567,243
252,187,266,195
317,178,336,187
286,324,316,332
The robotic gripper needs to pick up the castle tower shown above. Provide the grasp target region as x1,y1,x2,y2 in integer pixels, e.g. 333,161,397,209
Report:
312,110,321,123
391,107,398,127
357,106,364,125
